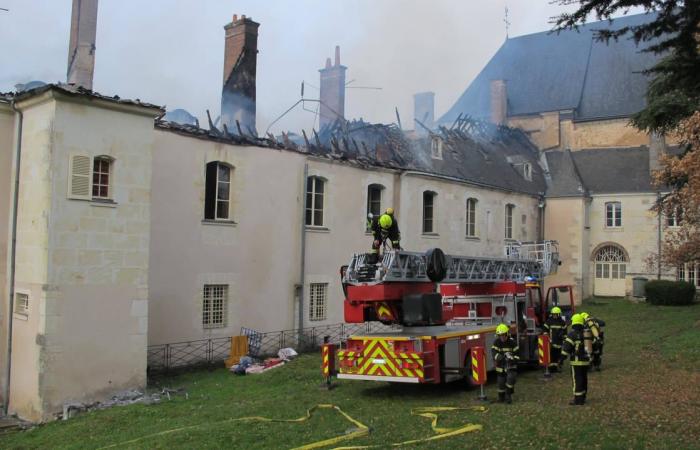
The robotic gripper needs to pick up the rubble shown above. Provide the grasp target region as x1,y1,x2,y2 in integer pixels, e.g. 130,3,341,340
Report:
59,388,188,420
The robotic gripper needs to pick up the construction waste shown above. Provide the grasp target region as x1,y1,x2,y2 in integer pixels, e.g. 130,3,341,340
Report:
60,388,187,420
230,348,297,375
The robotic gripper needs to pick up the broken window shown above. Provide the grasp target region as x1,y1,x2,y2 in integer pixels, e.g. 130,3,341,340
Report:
306,176,325,227
505,204,514,239
205,162,232,220
423,191,436,233
466,198,477,237
309,283,328,321
203,284,228,329
431,137,443,159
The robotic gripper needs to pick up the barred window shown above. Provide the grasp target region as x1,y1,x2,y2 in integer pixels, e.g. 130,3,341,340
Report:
203,284,228,328
309,283,328,322
15,293,29,316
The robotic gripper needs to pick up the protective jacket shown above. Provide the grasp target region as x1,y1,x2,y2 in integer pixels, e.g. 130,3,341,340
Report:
370,215,401,249
561,326,590,366
543,315,567,347
492,336,520,372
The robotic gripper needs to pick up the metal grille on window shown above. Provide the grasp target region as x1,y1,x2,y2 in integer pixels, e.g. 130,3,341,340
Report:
15,293,29,315
92,157,111,198
606,202,622,227
203,284,228,329
309,283,328,321
466,198,477,237
423,191,435,233
306,177,325,227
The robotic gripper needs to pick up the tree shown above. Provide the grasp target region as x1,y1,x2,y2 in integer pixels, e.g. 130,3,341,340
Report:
553,0,700,134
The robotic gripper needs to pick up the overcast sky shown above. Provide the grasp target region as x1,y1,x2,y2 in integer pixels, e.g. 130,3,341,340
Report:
0,1,641,134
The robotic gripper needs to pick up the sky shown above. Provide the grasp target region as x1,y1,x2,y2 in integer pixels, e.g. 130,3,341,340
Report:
0,1,642,134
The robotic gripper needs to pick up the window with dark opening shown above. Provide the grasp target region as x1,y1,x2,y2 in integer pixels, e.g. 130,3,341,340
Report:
205,162,232,220
423,191,436,233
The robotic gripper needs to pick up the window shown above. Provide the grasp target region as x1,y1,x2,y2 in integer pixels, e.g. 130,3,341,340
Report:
309,283,328,321
422,191,436,233
366,184,384,230
306,176,325,227
678,263,699,289
523,163,532,181
431,137,443,159
68,154,114,201
205,162,232,220
594,244,627,281
605,202,622,227
667,208,682,227
504,204,514,239
15,293,28,316
466,198,477,237
203,284,228,328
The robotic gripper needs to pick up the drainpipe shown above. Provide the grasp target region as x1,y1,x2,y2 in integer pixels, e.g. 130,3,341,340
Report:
3,101,23,416
298,163,308,334
657,191,662,280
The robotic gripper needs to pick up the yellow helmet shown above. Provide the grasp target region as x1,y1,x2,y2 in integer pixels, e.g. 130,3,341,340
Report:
496,323,509,335
386,207,394,215
580,312,589,320
571,314,584,326
551,306,562,315
379,214,393,230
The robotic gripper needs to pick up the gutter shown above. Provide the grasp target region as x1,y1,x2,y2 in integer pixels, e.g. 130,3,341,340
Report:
3,101,23,416
400,170,541,197
298,163,308,334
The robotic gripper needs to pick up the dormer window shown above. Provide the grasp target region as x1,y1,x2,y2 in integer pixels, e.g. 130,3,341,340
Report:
431,137,443,160
523,163,532,181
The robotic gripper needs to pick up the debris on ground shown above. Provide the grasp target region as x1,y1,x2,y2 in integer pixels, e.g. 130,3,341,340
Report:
230,355,289,375
278,348,298,361
59,388,188,420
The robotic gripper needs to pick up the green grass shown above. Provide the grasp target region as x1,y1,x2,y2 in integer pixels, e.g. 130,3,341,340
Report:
3,298,700,449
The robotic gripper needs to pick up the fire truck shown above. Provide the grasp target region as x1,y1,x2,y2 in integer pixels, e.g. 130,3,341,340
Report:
335,241,575,384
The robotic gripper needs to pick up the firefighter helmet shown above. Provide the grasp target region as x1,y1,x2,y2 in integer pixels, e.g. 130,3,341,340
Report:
580,312,589,320
571,314,584,326
496,323,509,335
386,207,395,216
551,306,562,315
379,214,393,229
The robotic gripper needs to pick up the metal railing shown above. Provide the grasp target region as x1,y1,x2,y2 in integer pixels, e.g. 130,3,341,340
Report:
147,322,397,375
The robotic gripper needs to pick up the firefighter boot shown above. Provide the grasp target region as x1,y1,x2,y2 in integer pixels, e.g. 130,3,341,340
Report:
569,398,577,406
505,393,512,404
497,392,505,403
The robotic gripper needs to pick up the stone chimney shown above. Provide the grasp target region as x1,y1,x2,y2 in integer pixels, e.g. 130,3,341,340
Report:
649,132,666,174
67,0,99,90
221,14,259,134
490,79,507,125
413,91,435,134
318,45,347,130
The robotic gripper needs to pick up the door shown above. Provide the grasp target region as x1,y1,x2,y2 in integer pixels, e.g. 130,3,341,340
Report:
593,245,627,297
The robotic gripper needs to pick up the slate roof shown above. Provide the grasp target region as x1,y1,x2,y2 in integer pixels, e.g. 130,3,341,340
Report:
440,12,660,124
545,146,662,196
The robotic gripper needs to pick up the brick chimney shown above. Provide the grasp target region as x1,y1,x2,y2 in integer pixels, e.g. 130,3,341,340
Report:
649,132,666,174
319,46,347,130
221,14,259,134
413,91,435,134
67,0,99,90
490,79,507,125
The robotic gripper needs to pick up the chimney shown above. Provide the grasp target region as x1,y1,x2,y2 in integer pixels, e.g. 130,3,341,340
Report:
319,45,347,130
649,132,666,174
67,0,99,90
490,79,507,125
413,91,435,134
221,14,260,134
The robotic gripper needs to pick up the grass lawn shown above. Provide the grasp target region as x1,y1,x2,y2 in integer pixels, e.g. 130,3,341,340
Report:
3,298,700,449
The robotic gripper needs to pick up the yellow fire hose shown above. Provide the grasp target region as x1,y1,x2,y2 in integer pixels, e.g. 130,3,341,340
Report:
98,404,487,449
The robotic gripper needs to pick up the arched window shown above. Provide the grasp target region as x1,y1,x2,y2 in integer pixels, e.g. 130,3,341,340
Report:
306,176,326,227
504,204,515,239
466,198,477,237
423,191,437,233
204,161,232,220
594,244,627,280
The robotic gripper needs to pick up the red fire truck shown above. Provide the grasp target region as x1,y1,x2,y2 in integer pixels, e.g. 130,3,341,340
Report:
334,242,575,385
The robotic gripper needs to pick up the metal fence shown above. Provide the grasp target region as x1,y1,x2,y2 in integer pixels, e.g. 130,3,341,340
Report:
147,322,397,375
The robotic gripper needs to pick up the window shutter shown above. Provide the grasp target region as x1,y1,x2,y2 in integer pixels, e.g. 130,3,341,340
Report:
68,154,92,200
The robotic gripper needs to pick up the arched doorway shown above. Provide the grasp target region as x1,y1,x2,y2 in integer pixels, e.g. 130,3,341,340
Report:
593,244,628,297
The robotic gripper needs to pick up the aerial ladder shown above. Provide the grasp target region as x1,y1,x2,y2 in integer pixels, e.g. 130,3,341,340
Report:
335,241,574,384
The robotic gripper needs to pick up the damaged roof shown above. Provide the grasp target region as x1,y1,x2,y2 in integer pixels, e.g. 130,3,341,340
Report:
440,12,660,124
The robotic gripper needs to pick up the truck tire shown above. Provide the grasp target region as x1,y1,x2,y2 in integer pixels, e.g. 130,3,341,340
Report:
425,248,447,282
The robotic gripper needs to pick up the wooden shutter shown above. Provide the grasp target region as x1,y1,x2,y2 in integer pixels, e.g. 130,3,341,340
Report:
68,154,92,200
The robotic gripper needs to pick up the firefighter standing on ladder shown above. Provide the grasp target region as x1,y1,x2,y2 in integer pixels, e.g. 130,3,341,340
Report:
368,209,401,264
560,314,590,405
492,323,519,404
543,306,567,372
580,312,605,371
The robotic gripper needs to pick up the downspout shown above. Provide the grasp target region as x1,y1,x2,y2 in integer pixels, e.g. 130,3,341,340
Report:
3,101,23,416
656,191,662,280
298,163,308,334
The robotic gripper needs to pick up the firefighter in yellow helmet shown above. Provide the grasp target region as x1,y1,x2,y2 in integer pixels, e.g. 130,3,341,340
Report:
492,323,519,404
368,210,401,263
543,306,567,372
560,314,590,405
580,312,605,371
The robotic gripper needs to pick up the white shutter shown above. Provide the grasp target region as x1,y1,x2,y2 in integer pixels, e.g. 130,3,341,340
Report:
68,154,92,200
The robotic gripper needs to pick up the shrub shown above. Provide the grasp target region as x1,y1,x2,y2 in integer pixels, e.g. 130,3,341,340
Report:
644,280,696,306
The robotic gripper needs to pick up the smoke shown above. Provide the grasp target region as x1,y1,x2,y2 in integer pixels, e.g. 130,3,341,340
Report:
1,0,626,135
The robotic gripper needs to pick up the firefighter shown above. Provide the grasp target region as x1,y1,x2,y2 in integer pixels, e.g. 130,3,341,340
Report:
492,323,519,404
560,313,590,405
580,312,605,371
368,212,401,263
543,306,567,372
